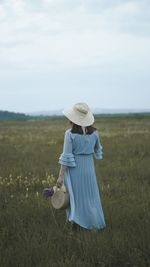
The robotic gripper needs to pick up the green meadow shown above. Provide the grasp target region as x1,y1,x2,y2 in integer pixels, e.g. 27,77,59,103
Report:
0,115,150,267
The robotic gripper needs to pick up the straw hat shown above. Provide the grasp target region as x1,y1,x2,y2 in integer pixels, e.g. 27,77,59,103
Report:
63,102,95,127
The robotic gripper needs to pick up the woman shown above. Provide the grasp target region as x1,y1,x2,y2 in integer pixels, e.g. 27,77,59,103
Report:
57,102,106,230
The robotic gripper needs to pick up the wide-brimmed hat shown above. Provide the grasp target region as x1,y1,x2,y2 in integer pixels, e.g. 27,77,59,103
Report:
62,102,95,127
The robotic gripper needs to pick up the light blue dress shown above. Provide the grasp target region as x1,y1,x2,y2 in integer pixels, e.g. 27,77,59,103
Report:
59,129,106,230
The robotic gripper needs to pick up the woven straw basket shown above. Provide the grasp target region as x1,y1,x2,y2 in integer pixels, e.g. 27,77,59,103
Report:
51,189,70,210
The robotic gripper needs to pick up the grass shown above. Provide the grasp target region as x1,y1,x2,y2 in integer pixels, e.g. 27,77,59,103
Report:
0,115,150,267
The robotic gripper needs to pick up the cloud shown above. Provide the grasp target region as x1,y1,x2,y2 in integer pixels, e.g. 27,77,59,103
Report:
0,0,150,75
0,0,150,112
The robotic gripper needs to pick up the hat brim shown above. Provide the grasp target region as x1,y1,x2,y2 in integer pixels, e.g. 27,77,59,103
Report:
62,106,94,127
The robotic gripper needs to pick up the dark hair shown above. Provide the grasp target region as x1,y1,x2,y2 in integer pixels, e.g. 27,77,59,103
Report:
70,123,96,135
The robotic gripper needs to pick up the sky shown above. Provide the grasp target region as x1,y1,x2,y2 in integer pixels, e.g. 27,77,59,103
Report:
0,0,150,113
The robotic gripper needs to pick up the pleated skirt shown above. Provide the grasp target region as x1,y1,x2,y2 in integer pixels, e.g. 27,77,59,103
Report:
63,154,106,230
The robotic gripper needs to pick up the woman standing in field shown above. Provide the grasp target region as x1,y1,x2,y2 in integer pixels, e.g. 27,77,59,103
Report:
57,102,106,231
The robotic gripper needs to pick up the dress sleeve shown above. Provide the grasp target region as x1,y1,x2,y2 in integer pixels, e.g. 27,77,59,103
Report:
58,130,76,167
94,131,103,160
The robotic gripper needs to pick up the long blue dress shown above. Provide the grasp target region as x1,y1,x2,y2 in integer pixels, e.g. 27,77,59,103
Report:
58,129,106,230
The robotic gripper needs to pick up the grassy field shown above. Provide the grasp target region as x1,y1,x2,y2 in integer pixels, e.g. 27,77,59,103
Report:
0,115,150,267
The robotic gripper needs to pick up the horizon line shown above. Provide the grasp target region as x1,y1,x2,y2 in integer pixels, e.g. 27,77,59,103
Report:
1,107,150,115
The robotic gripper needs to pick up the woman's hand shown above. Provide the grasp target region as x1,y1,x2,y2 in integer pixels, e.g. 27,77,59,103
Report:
56,176,63,188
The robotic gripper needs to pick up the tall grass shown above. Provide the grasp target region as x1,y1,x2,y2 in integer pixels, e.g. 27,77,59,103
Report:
0,115,150,267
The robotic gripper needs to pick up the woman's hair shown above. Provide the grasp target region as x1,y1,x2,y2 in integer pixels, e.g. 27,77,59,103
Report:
70,122,96,135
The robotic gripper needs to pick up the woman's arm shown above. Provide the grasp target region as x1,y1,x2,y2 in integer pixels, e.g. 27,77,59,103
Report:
57,165,67,187
94,131,103,159
57,130,76,187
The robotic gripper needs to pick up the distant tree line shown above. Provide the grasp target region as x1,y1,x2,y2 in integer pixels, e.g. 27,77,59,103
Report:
0,110,53,120
0,110,29,120
1,110,149,121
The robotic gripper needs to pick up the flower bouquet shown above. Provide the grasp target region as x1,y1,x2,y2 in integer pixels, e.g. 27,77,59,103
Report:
43,187,55,198
43,184,67,198
42,174,58,198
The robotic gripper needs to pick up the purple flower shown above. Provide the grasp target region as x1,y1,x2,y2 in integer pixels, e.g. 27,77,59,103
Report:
43,187,54,198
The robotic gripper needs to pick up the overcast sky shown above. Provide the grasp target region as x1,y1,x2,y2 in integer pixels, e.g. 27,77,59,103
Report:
0,0,150,113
